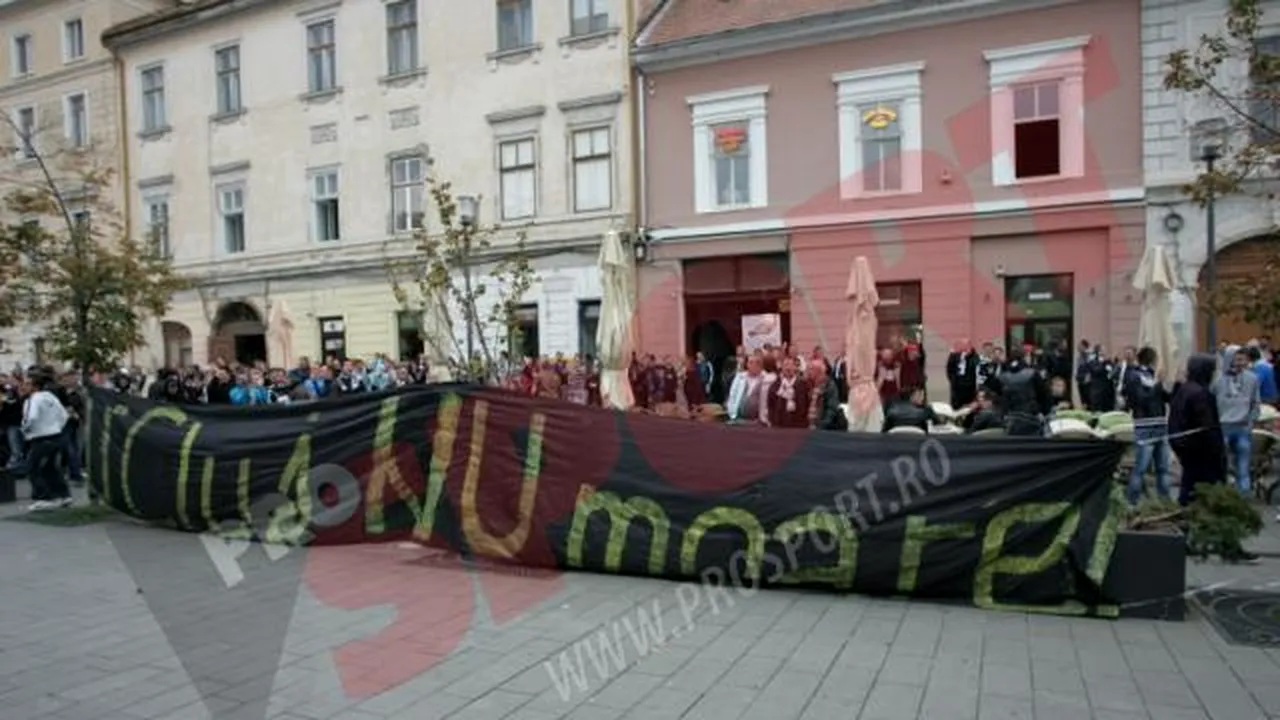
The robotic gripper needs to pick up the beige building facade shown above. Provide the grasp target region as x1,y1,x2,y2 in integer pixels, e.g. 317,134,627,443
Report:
103,0,636,369
0,0,176,370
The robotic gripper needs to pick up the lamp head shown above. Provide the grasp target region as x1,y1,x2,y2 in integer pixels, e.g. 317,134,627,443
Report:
457,195,479,226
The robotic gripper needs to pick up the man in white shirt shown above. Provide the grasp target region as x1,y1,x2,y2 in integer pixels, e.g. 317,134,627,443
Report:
20,371,70,511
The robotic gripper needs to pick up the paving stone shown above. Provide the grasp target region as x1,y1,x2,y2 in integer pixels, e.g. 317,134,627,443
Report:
976,694,1033,720
859,682,924,720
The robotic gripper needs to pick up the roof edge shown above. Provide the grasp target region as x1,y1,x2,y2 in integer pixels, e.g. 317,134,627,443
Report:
102,0,266,50
633,0,1076,72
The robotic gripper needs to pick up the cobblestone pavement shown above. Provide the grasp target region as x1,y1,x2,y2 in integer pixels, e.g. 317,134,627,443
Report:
4,508,1280,720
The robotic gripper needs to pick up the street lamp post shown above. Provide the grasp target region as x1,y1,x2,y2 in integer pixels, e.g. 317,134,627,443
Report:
1199,141,1221,352
456,195,479,379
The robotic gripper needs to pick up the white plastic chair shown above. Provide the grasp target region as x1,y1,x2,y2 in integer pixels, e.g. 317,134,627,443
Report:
887,425,927,435
1049,418,1095,437
930,402,956,422
971,427,1006,437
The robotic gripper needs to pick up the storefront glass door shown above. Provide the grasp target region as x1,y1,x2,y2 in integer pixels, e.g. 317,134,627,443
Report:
1004,274,1073,353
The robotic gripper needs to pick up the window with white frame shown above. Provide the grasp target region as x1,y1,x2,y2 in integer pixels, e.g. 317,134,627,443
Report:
385,0,418,76
11,34,31,76
688,86,768,213
64,93,87,148
145,196,170,257
14,106,35,158
497,0,533,51
1248,36,1280,145
217,184,246,254
306,19,337,93
63,19,84,62
570,0,609,36
311,169,340,242
572,127,611,212
833,62,924,197
499,138,536,219
215,45,242,115
140,65,167,132
983,36,1088,186
390,156,424,232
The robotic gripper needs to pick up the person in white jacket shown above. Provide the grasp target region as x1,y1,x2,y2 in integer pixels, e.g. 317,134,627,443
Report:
20,371,70,511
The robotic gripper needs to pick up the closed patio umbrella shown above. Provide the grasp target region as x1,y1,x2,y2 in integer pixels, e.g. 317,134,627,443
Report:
596,230,635,410
845,256,884,432
266,299,295,369
1133,245,1179,380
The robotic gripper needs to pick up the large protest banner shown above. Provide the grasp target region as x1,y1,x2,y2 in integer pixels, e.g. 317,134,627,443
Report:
86,384,1126,615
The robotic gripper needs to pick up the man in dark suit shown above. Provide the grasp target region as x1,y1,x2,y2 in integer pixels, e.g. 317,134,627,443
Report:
946,338,979,409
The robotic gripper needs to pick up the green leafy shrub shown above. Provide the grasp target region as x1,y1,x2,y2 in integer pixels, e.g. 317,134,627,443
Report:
1187,484,1264,561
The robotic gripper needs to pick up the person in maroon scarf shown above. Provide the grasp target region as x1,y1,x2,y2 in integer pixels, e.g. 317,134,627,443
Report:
681,356,707,409
646,355,678,407
585,357,602,407
900,343,924,394
764,355,812,428
876,347,902,405
518,357,536,395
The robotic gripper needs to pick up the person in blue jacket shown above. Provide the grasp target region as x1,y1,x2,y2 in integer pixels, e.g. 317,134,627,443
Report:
230,369,272,406
1249,345,1277,405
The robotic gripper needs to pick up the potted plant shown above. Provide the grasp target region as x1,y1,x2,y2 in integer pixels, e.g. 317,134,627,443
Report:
1102,494,1187,620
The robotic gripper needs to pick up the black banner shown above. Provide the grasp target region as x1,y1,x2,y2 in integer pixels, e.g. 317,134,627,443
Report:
86,385,1127,615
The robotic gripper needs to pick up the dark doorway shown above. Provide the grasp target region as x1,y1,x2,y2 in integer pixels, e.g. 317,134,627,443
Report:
234,334,267,365
690,320,733,362
682,253,790,359
1005,273,1073,354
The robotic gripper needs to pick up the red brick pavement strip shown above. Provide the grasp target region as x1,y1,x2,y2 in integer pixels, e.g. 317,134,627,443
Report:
2,502,1280,719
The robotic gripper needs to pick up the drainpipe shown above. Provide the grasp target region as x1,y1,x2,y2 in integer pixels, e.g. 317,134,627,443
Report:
114,53,132,243
624,0,645,232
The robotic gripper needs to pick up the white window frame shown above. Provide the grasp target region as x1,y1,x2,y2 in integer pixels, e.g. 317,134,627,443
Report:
62,18,84,62
833,62,924,199
140,64,167,132
10,33,31,77
390,155,425,233
310,167,341,242
385,0,419,76
13,105,36,158
688,85,769,214
983,35,1089,187
571,126,612,213
216,183,246,254
63,91,88,148
498,137,538,220
305,18,338,93
214,44,242,115
143,194,171,257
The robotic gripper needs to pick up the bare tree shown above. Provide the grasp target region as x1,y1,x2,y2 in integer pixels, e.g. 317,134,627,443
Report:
0,105,187,374
386,177,536,383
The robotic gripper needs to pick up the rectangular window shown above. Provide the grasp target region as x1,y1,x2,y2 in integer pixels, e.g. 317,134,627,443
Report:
145,196,170,257
1250,36,1280,145
311,169,340,242
63,19,84,61
11,34,31,76
512,304,539,359
570,0,609,35
390,156,425,232
140,66,167,132
318,316,347,361
858,102,902,193
572,127,611,212
306,19,337,93
578,300,600,358
499,138,536,219
64,93,87,148
1012,81,1060,179
385,0,418,76
217,184,246,254
497,0,533,51
875,281,923,349
15,106,35,158
397,310,424,361
711,122,751,208
215,45,242,115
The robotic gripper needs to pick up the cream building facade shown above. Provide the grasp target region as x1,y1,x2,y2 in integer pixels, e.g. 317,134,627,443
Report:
0,0,176,370
1142,0,1279,353
103,0,635,369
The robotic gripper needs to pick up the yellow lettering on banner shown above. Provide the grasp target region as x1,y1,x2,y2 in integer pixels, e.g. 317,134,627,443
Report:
772,511,857,589
363,396,402,535
974,502,1086,616
175,421,214,530
461,400,545,559
566,487,670,574
265,432,313,545
1083,485,1128,619
121,406,189,517
96,405,130,507
897,516,976,594
411,393,461,541
680,507,766,580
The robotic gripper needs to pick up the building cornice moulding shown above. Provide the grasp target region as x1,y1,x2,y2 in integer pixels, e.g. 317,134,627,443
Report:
103,0,275,50
633,0,1077,73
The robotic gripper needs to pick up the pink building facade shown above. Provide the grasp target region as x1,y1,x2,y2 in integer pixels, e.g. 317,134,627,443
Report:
633,0,1145,395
